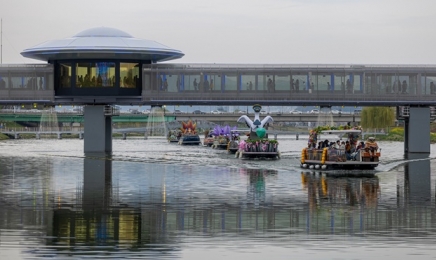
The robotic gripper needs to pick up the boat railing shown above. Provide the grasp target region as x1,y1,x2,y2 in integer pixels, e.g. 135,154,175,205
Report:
307,149,324,160
326,149,347,162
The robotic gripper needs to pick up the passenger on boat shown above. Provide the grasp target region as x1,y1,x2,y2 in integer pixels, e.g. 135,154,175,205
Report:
333,140,341,149
345,141,352,160
329,142,335,149
323,139,329,148
340,141,346,149
317,141,323,149
351,141,365,160
238,140,246,154
365,137,379,157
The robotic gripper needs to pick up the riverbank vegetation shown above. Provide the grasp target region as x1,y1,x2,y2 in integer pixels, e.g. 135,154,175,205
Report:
374,124,436,143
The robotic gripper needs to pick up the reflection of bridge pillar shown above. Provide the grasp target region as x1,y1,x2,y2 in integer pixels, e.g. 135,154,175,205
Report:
83,155,112,209
405,107,430,153
84,105,112,153
404,153,431,203
52,155,115,244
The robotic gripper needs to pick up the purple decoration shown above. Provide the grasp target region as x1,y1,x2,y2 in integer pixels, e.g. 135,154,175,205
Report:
211,125,239,137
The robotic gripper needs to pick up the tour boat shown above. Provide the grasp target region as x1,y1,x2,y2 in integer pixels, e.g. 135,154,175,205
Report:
300,128,380,170
167,130,181,143
211,137,230,149
236,134,281,159
227,139,239,154
235,104,280,160
177,120,201,145
208,125,238,150
203,136,214,146
178,134,201,145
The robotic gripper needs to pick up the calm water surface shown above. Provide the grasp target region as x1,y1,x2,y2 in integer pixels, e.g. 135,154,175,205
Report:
1,136,436,259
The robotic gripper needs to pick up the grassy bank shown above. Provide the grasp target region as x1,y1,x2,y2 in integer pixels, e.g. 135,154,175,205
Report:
374,126,436,143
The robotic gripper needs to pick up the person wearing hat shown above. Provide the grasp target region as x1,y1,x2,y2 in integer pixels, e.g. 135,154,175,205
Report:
365,137,379,157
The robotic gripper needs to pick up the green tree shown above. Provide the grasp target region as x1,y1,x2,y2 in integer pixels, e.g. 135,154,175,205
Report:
361,107,395,131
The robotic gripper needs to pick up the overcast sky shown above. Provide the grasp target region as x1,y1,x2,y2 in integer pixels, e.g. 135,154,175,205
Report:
1,0,435,65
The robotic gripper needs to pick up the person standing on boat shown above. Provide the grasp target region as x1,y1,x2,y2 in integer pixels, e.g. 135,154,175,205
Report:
365,137,378,157
345,141,352,160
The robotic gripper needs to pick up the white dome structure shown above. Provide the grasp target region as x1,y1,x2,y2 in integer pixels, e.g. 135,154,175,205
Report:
21,27,184,62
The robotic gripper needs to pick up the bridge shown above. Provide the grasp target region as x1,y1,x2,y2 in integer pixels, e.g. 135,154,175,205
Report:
2,63,436,107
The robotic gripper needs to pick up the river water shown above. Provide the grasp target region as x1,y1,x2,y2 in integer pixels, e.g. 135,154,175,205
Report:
1,136,436,259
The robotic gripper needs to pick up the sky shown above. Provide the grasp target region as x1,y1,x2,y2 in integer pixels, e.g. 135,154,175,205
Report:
1,0,436,65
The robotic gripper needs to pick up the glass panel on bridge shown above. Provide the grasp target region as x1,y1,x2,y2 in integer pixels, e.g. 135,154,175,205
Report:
185,74,200,91
76,62,115,88
291,74,305,93
0,73,7,89
241,74,256,91
207,74,218,92
120,63,139,89
222,74,237,92
397,74,411,95
273,74,291,92
59,63,72,88
423,74,436,95
10,72,38,90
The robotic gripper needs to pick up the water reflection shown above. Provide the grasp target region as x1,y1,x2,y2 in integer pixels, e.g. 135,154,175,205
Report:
301,172,380,234
51,154,142,249
404,153,431,204
241,168,277,206
301,172,380,209
1,152,436,259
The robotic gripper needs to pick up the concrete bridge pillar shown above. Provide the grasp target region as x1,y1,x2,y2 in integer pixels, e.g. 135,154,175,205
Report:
122,133,127,140
58,133,62,139
404,106,430,154
84,105,113,153
296,133,299,140
14,133,20,139
36,133,40,139
79,132,83,139
144,131,148,140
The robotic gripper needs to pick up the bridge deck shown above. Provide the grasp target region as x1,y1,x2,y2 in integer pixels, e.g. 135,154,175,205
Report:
2,63,436,105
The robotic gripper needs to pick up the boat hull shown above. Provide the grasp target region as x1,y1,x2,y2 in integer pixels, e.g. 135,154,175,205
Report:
238,151,280,159
179,135,201,145
301,159,378,170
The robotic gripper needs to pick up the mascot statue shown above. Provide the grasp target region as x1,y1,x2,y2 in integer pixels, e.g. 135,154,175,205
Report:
237,104,273,139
